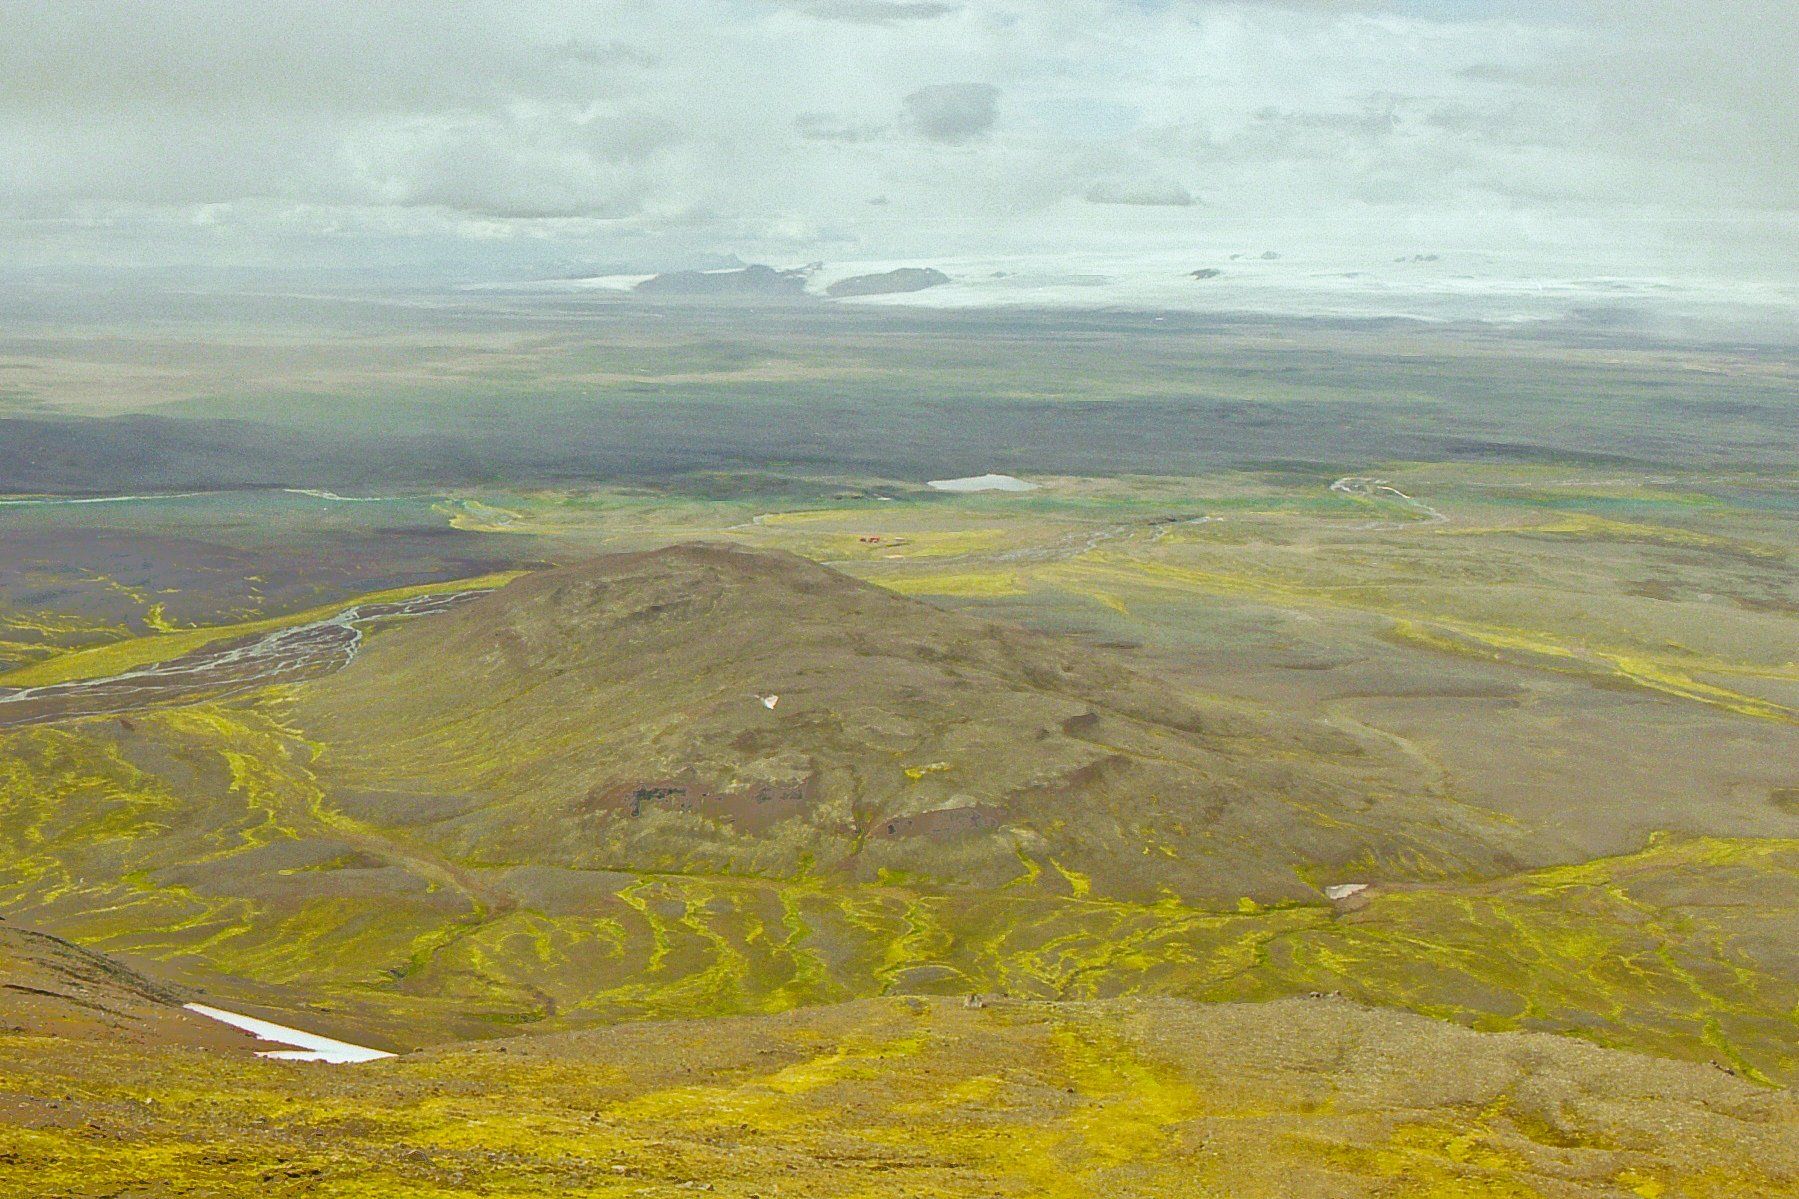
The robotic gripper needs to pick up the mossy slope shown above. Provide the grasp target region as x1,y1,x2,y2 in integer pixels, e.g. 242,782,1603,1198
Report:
4,995,1795,1198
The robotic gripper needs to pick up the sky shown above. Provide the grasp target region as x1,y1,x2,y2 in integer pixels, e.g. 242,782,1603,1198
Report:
0,0,1793,299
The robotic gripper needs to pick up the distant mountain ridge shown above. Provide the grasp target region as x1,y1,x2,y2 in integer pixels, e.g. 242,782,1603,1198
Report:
633,264,811,298
825,267,951,298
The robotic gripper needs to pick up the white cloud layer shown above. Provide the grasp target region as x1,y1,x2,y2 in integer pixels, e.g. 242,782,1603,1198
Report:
0,0,1791,284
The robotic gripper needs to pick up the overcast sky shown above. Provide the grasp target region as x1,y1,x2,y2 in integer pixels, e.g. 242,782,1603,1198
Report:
0,0,1792,285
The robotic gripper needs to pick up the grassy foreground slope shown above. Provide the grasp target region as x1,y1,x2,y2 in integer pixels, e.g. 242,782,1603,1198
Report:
3,961,1796,1199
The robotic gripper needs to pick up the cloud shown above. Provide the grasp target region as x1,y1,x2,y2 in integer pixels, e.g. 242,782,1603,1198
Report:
0,0,1788,281
1084,179,1196,207
785,0,960,22
795,113,889,144
1545,0,1799,208
542,38,659,69
901,83,1000,144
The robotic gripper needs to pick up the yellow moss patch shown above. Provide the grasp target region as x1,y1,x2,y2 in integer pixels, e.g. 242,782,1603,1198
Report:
879,570,1029,598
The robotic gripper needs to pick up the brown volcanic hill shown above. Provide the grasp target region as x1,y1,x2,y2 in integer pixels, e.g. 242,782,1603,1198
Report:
291,544,1522,902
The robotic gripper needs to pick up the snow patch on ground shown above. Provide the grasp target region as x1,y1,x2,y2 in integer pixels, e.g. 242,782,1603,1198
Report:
184,1003,394,1063
927,474,1039,493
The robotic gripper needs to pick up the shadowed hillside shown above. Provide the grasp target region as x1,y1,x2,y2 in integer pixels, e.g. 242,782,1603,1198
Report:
0,924,245,1051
